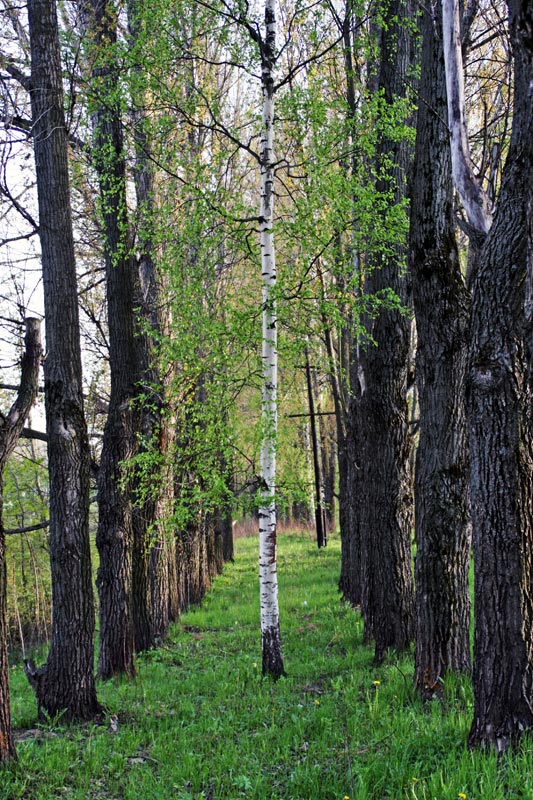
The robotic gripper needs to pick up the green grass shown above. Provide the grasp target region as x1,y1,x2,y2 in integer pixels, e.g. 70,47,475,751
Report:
4,531,533,799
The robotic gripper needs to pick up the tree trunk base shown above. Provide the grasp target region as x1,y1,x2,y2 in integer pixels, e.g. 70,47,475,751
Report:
24,659,101,723
262,626,286,679
469,707,533,753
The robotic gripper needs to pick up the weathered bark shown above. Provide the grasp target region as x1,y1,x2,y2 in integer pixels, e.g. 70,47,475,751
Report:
79,0,138,679
356,0,415,661
337,414,361,606
466,0,533,751
258,0,284,679
149,533,171,641
27,0,99,719
410,1,471,697
0,319,41,762
442,0,492,234
177,517,210,610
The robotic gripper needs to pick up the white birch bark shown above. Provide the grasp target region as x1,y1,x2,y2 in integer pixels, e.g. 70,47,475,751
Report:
442,0,492,234
258,0,284,678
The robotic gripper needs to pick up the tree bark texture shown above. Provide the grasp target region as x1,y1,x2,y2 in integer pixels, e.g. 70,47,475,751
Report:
337,417,362,607
467,0,533,751
79,0,139,679
356,0,415,661
0,319,41,762
176,518,210,610
27,0,99,720
410,1,471,697
258,0,284,679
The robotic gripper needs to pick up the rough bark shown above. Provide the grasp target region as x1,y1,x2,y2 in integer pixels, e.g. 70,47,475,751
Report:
26,0,99,719
410,1,471,697
258,0,284,679
177,518,210,610
356,0,415,661
467,0,533,751
0,319,41,762
79,0,138,679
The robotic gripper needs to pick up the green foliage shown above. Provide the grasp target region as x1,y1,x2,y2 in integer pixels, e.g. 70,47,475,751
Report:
4,533,532,799
3,444,51,652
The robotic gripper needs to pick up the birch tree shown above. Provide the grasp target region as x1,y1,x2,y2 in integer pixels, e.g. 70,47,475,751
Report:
258,0,284,679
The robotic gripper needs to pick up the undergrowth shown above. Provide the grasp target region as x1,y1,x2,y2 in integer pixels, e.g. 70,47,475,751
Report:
4,532,533,799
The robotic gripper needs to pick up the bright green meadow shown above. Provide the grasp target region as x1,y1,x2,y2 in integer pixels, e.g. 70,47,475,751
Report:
4,532,533,799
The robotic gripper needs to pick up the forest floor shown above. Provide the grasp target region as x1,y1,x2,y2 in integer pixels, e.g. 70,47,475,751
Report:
4,531,533,799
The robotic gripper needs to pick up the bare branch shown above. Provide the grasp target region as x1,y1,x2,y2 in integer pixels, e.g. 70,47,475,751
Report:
5,520,49,535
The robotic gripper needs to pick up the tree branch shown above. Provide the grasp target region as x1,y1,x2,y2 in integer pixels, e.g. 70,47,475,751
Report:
0,318,42,473
442,0,493,235
5,520,49,536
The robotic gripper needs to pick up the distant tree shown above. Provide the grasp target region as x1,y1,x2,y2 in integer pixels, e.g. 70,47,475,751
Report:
25,0,99,720
0,318,41,763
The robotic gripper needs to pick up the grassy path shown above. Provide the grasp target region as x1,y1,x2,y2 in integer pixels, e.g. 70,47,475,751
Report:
4,532,533,799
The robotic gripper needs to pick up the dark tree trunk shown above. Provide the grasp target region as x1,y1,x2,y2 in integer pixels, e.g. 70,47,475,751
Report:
177,516,211,610
149,533,171,641
320,413,336,531
0,484,14,762
127,0,179,651
221,503,234,563
26,0,99,719
332,7,363,607
467,0,533,750
337,420,362,607
410,1,471,697
0,319,41,762
79,0,138,680
356,0,415,661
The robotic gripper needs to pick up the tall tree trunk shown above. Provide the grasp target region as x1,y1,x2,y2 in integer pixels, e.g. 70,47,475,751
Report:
258,0,284,679
410,0,471,698
333,4,362,607
356,0,415,661
127,0,177,649
0,319,41,762
79,0,138,679
26,0,99,719
465,0,533,750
